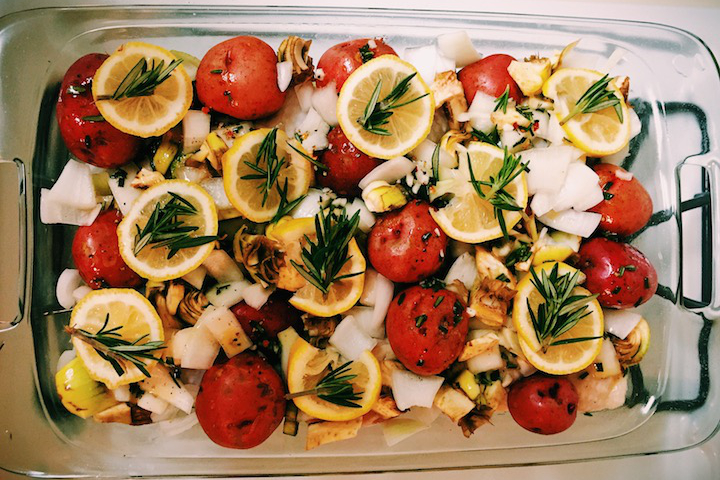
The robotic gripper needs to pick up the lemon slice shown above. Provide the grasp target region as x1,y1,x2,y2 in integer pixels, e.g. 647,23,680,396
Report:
513,262,603,375
287,338,381,421
117,180,218,281
337,55,435,159
92,42,193,138
222,129,313,223
430,142,528,243
70,289,164,389
289,238,366,317
542,68,630,156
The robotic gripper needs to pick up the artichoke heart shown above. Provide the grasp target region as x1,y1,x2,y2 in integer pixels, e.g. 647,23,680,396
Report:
55,357,118,419
177,290,209,325
277,35,314,84
612,318,650,367
233,225,286,286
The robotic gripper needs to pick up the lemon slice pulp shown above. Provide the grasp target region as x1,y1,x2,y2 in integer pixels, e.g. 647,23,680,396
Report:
287,338,381,421
337,55,435,160
222,128,312,223
542,68,630,156
70,289,164,389
117,180,218,282
430,142,528,243
289,238,366,317
92,42,193,138
512,262,604,375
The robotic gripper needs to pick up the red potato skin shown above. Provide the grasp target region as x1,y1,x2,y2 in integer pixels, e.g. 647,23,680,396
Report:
577,237,658,309
316,38,397,92
589,163,653,236
196,36,286,120
230,290,302,342
368,201,448,283
317,127,383,196
386,285,468,375
195,352,286,449
56,54,143,168
458,54,523,105
71,209,142,289
508,375,579,435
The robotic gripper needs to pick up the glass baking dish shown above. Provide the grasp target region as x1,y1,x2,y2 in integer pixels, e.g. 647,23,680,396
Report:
0,5,719,478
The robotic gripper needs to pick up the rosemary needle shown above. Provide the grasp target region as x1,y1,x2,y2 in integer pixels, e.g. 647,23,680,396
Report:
97,57,183,101
285,361,363,408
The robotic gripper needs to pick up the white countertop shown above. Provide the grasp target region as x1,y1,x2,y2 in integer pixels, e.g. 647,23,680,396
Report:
1,0,718,479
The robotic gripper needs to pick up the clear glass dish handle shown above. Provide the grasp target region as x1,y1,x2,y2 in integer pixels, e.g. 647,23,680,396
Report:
678,151,720,320
0,157,27,332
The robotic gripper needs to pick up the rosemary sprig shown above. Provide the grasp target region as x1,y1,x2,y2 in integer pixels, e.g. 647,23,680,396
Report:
559,74,623,125
286,140,328,171
271,178,306,224
66,314,166,378
241,128,285,207
470,126,500,147
527,263,601,351
291,207,362,295
97,57,183,101
467,148,528,238
494,86,511,113
285,361,363,408
357,73,428,136
133,192,217,259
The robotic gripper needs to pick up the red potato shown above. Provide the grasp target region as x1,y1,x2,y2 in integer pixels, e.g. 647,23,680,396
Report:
317,127,383,196
508,375,579,435
230,290,302,342
589,163,653,236
195,352,286,449
386,285,468,375
368,201,448,283
56,53,143,168
71,209,142,289
577,237,658,309
316,38,397,92
196,36,286,120
458,54,522,105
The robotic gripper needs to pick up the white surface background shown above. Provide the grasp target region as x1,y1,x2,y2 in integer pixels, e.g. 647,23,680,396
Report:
1,0,719,478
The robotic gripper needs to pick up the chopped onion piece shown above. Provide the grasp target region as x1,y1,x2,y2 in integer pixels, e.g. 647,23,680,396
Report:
56,349,76,372
40,188,102,226
615,168,634,181
50,159,97,209
173,166,210,184
136,392,168,415
140,364,195,414
181,265,207,291
551,162,603,212
604,310,643,340
530,191,555,217
202,250,244,283
291,188,332,219
182,110,211,153
157,412,199,437
56,269,83,309
369,272,393,338
436,31,481,68
359,156,415,190
200,177,233,211
402,45,439,85
276,61,293,93
205,280,250,308
311,82,339,126
629,108,641,139
360,269,379,306
444,252,478,290
72,285,92,303
180,326,221,370
592,338,622,378
601,144,629,166
329,316,377,361
410,139,455,170
538,209,601,238
196,306,252,358
278,327,300,378
346,198,376,233
466,343,504,374
108,163,141,215
391,370,444,411
242,283,274,310
403,406,441,426
599,48,627,73
111,385,130,403
294,81,314,113
523,146,580,194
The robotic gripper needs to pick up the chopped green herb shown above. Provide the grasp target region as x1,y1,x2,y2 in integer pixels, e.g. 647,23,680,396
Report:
506,242,532,270
415,314,428,327
579,371,589,380
612,286,622,295
493,86,511,113
471,126,500,146
584,412,593,417
438,324,448,334
644,277,650,289
359,43,374,63
421,232,432,242
110,169,128,188
210,69,223,74
434,295,445,307
397,292,406,305
419,277,445,291
515,105,534,122
82,115,105,122
496,273,511,283
66,85,86,95
615,265,637,277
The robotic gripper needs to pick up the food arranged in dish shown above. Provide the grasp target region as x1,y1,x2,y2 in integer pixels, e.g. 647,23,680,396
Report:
47,31,656,450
